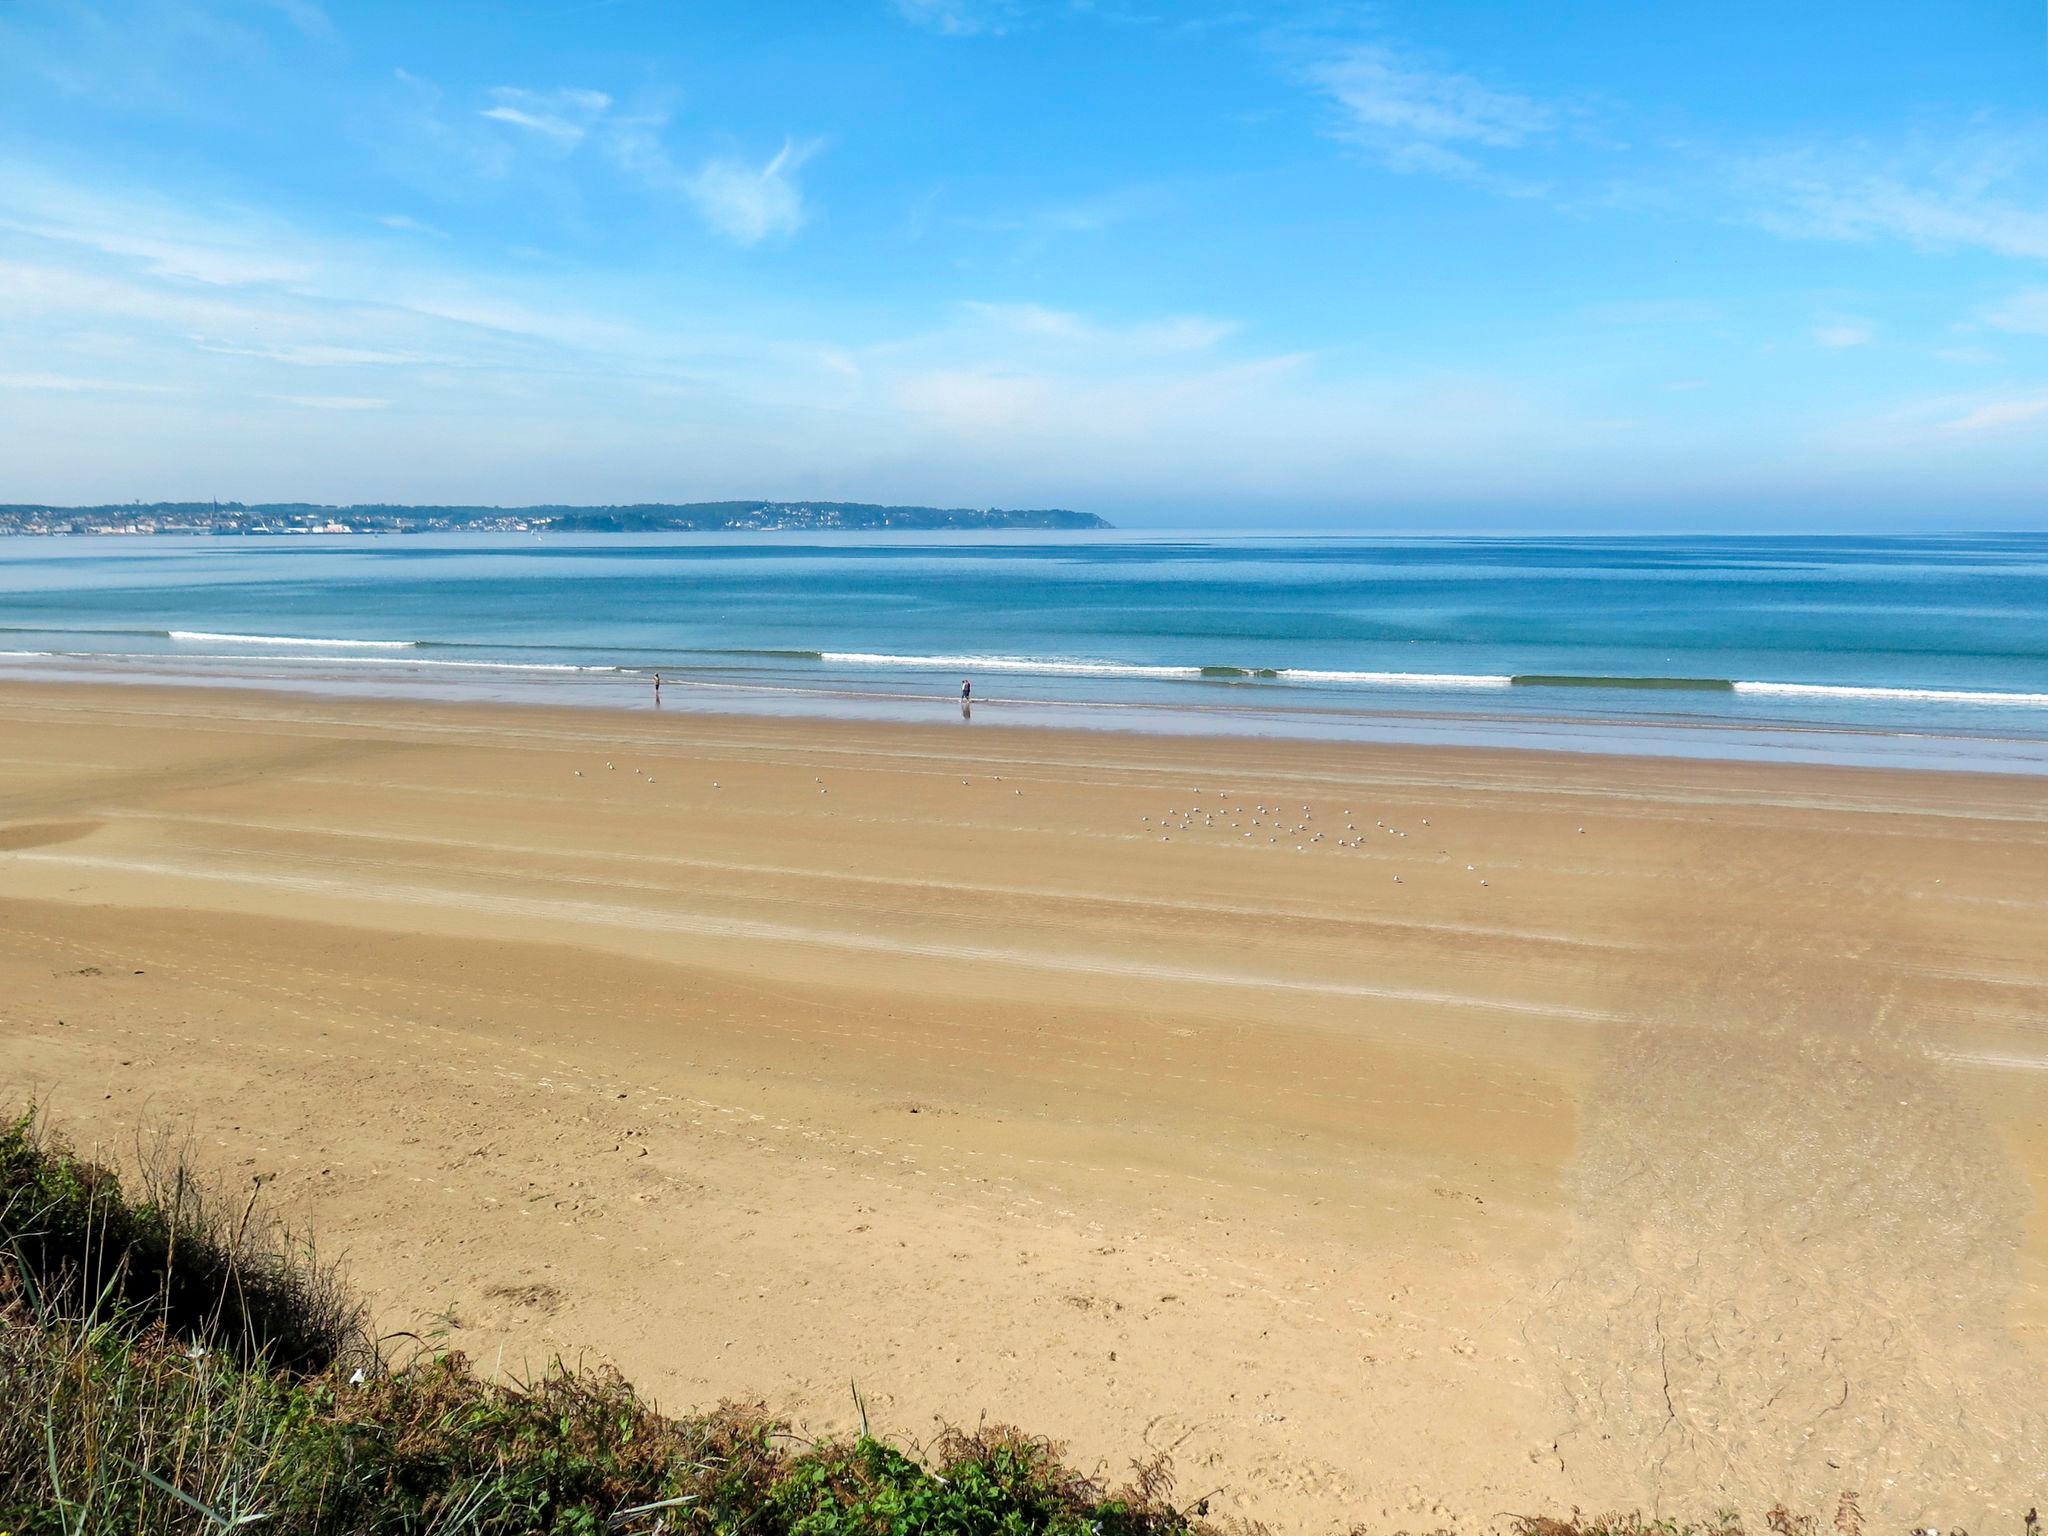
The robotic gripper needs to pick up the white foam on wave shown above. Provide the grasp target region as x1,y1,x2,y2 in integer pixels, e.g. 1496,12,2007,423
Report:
822,651,1199,678
213,653,607,674
63,648,608,675
817,652,1519,687
170,631,416,649
1735,680,2048,708
1285,669,1513,688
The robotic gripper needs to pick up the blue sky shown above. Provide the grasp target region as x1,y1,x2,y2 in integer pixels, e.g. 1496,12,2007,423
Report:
2,0,2046,527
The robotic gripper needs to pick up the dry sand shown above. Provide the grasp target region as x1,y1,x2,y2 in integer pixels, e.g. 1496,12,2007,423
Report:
1,681,2043,1530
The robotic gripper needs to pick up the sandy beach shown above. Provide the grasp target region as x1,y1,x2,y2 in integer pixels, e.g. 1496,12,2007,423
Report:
1,680,2043,1530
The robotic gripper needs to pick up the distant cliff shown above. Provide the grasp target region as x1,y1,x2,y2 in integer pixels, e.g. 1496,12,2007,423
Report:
0,501,1111,535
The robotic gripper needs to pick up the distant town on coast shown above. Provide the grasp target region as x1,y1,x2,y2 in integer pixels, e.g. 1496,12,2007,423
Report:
0,501,1112,535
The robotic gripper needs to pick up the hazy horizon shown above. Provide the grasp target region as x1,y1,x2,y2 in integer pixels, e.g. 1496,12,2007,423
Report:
4,1,2047,529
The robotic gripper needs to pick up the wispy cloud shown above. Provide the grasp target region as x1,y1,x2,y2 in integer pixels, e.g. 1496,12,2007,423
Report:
0,371,180,393
1738,127,2048,262
480,86,613,147
202,342,440,367
1303,43,1554,188
893,0,1020,36
959,301,1235,354
376,212,446,238
258,0,335,41
1986,289,2048,335
274,394,391,410
0,166,316,286
1940,394,2048,434
1814,318,1873,349
683,138,820,245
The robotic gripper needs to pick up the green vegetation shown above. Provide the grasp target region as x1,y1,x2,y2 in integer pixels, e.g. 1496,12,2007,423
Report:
0,1111,1203,1534
0,1110,1905,1534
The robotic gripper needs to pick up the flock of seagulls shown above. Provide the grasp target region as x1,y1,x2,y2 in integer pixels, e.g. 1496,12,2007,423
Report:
1136,791,1500,888
561,762,1587,895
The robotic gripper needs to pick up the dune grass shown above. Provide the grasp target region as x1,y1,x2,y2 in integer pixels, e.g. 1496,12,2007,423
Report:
0,1109,1212,1534
0,1108,1920,1534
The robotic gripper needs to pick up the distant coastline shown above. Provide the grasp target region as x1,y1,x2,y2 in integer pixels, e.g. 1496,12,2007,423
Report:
0,500,1112,535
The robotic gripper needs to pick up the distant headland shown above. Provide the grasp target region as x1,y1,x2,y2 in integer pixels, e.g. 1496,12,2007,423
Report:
0,501,1112,535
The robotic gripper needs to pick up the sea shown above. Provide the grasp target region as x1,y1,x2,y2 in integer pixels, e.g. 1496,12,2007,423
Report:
3,531,2046,773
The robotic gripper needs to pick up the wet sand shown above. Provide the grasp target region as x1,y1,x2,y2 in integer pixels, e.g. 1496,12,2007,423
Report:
0,681,2043,1529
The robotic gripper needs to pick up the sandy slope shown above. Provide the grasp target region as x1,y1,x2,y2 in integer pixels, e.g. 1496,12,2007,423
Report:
0,681,2042,1530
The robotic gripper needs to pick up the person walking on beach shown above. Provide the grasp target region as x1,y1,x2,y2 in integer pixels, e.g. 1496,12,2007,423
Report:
961,678,972,704
653,672,663,705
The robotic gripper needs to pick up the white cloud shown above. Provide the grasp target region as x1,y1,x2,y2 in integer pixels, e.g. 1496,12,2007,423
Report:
893,0,1019,36
1305,44,1553,186
1940,394,2048,434
959,301,1236,354
0,371,179,393
0,166,316,287
1740,129,2048,262
259,0,335,40
1987,289,2048,335
1814,319,1873,350
377,212,446,238
274,394,392,410
200,342,439,367
684,139,819,245
480,87,613,147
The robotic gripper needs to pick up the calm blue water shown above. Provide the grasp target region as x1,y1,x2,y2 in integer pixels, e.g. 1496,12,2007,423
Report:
3,531,2046,770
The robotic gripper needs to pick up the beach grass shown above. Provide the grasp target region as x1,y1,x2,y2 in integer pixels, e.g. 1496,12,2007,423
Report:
0,1109,1213,1534
0,1108,1883,1534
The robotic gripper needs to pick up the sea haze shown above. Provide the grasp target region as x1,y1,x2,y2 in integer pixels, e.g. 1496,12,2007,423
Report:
2,531,2045,772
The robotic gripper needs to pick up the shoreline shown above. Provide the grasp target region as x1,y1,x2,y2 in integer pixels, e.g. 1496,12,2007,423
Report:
5,657,2048,777
2,678,2044,1528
